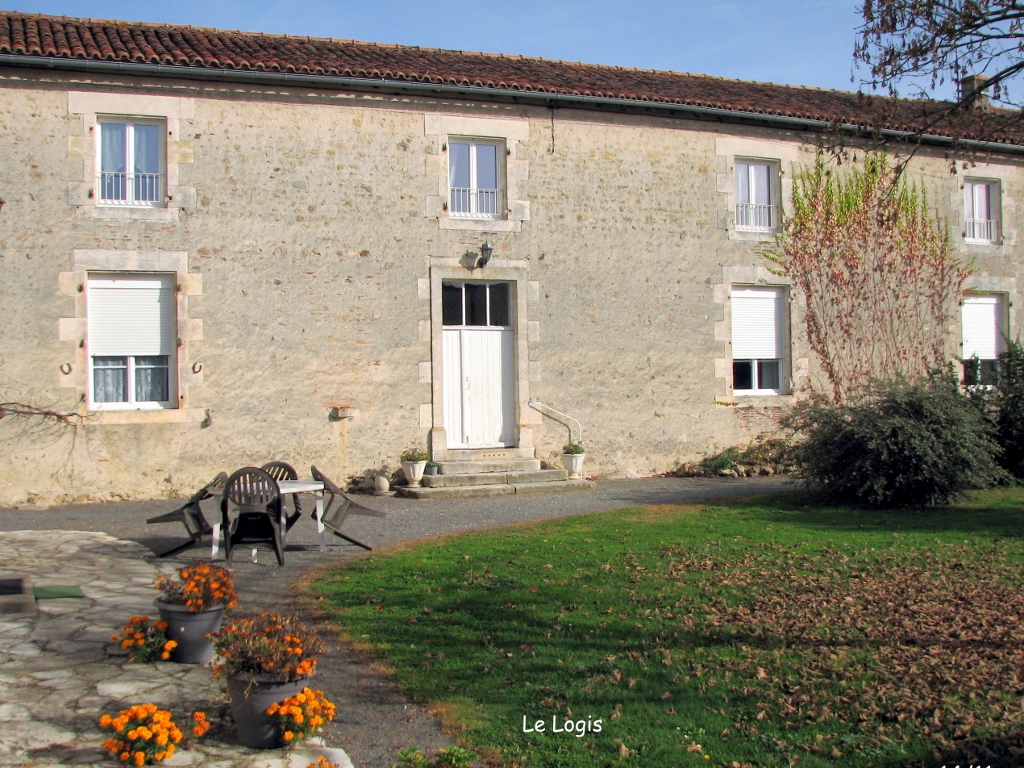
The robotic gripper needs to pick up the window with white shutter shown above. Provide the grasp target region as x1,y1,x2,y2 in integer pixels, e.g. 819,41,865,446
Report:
87,274,177,408
735,160,778,232
962,293,1006,385
964,180,999,244
731,286,786,394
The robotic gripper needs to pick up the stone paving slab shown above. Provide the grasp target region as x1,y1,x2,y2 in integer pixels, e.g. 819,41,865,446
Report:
0,530,353,768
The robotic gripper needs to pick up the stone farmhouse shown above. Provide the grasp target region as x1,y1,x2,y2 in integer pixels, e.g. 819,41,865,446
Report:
0,11,1021,504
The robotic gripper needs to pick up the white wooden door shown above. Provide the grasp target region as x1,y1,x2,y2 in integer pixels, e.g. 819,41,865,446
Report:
441,282,515,449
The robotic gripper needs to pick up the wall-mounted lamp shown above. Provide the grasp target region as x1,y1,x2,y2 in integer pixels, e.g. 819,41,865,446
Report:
476,241,493,269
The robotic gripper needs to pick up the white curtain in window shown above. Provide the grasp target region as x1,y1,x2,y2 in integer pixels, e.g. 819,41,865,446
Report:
88,274,176,357
449,142,470,189
964,182,990,221
133,124,160,174
732,287,783,360
962,294,1004,359
100,123,127,173
474,143,497,191
735,162,771,205
92,357,127,403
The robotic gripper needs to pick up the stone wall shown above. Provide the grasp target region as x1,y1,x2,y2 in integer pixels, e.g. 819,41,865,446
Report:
0,67,1019,504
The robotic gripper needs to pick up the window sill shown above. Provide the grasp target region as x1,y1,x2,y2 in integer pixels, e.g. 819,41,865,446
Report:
439,217,520,232
81,408,204,425
731,392,793,402
88,206,178,221
729,228,778,242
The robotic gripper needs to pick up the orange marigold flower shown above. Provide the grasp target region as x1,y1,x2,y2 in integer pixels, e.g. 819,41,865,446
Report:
283,731,294,742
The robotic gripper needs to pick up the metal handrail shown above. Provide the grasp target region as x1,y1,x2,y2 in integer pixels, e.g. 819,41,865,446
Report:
528,399,583,447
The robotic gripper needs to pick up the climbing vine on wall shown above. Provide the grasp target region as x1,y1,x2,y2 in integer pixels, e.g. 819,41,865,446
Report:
767,153,970,403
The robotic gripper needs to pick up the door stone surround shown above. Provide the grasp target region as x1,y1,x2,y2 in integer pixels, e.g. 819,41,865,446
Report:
425,259,535,461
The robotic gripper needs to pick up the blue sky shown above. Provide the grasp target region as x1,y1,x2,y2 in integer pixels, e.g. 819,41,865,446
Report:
13,1,887,94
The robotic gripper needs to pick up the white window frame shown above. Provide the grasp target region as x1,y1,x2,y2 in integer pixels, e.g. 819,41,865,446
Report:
86,273,177,410
734,159,779,233
731,286,787,395
448,138,504,220
96,117,166,208
964,179,1000,245
962,293,1007,386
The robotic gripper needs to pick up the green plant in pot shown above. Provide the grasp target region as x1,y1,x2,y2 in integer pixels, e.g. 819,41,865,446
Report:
561,441,586,479
153,563,238,664
212,611,325,749
400,448,430,488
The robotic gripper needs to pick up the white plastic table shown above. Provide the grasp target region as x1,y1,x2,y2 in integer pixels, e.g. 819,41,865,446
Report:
210,479,326,559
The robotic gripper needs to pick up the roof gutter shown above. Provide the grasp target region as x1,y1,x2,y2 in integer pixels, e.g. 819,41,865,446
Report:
4,53,1024,156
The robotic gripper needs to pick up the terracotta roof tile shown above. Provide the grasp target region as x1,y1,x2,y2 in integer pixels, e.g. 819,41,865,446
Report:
1,10,1022,146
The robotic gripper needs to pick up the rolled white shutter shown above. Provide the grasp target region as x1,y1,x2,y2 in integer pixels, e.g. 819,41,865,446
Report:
88,274,175,357
732,287,783,359
962,294,1004,360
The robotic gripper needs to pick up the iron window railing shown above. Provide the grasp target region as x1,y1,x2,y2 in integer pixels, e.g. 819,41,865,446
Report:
97,172,164,206
965,218,997,244
735,203,777,232
449,187,502,218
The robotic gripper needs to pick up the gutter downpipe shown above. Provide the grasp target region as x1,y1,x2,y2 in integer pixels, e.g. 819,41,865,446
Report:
4,54,1024,157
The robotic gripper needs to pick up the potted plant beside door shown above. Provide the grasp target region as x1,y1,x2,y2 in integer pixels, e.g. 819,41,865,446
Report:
400,448,430,488
561,442,586,480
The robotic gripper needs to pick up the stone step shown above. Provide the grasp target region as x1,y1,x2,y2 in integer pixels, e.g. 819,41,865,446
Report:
423,468,568,488
398,479,595,500
437,458,541,475
441,447,536,462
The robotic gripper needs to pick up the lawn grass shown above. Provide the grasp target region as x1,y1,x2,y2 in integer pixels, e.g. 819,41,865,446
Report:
310,489,1024,768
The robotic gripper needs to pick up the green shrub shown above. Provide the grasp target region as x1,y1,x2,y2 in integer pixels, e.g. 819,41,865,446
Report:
788,374,1004,506
704,445,741,473
991,338,1024,480
677,438,798,477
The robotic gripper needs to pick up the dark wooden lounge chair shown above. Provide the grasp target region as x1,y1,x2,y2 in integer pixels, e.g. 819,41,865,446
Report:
147,472,227,558
311,465,386,551
221,467,285,566
260,461,304,531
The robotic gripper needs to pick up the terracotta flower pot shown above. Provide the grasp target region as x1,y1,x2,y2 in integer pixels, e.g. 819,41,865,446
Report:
227,674,309,749
154,599,224,664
